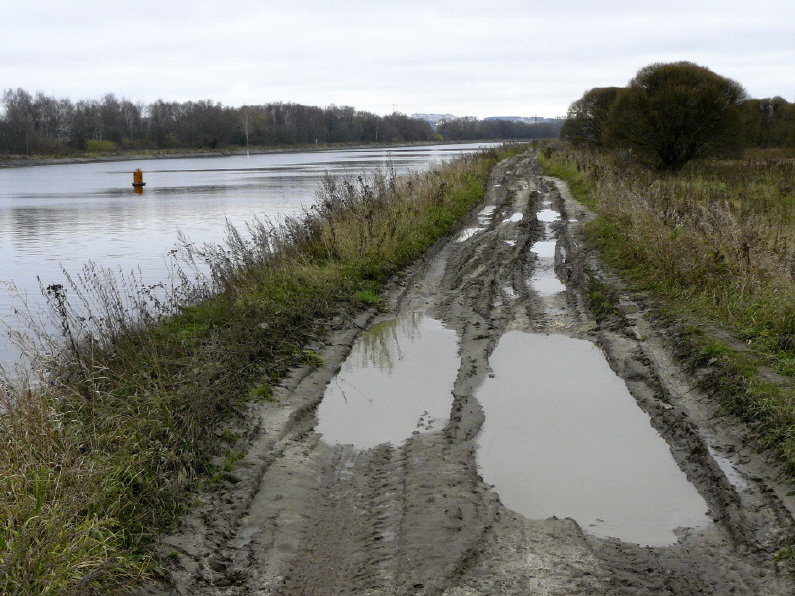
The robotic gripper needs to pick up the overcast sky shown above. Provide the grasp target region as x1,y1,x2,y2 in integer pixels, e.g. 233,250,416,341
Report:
1,0,793,119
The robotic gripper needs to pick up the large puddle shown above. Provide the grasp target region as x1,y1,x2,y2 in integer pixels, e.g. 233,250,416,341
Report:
476,332,711,546
315,312,459,449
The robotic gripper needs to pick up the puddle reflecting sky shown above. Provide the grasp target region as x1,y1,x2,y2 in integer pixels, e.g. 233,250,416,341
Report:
528,197,564,296
530,240,556,259
528,237,565,297
477,332,711,546
502,213,523,223
478,205,496,224
537,208,559,222
528,270,567,296
456,227,482,242
316,312,459,449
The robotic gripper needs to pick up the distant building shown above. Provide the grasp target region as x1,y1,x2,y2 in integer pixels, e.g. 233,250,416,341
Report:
413,113,561,131
483,116,560,124
412,113,460,130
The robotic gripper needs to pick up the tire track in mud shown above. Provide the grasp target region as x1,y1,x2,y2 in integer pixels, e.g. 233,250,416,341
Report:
274,443,403,594
142,151,795,595
438,154,795,595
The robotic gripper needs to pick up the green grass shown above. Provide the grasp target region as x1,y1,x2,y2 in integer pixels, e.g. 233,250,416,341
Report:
537,147,595,209
539,140,795,478
585,274,620,322
0,145,519,593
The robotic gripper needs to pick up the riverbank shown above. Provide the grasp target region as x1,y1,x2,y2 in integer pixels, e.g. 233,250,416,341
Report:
0,140,512,169
0,145,512,593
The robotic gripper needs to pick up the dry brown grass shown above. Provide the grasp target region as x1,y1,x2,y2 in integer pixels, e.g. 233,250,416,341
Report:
540,141,795,475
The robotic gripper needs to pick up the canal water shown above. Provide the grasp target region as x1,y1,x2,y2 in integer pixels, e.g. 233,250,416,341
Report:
0,143,491,366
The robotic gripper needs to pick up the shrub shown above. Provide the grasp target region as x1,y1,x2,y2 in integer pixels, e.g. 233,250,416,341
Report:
85,139,117,153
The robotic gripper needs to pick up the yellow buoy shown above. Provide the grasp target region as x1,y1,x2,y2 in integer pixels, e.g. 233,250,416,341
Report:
132,169,146,188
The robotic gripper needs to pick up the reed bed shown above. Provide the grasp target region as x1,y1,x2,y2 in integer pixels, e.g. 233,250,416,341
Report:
540,141,795,475
0,147,509,594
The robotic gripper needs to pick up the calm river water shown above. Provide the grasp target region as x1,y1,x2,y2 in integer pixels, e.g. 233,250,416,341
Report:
0,143,494,367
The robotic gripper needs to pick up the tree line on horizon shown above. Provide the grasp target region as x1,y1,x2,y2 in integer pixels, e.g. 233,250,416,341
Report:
436,116,563,141
560,61,795,170
0,89,560,156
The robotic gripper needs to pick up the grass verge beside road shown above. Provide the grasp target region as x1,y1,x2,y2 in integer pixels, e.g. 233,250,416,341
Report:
539,141,795,481
0,145,515,594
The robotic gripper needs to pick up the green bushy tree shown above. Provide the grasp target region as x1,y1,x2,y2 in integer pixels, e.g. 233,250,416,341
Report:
608,62,747,170
560,87,621,147
562,62,748,170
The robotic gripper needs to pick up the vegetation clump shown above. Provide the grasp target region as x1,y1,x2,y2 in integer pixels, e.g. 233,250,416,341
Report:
0,146,514,593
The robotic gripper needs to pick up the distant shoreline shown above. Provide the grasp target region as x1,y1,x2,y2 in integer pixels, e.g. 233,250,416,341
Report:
0,140,509,169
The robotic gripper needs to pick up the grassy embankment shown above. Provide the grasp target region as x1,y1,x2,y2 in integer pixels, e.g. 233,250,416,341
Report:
0,145,516,594
539,141,795,479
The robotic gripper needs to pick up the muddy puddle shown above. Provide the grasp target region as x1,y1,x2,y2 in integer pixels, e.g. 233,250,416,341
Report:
528,238,566,297
528,195,566,297
456,205,496,242
708,444,749,490
477,332,712,546
315,312,459,449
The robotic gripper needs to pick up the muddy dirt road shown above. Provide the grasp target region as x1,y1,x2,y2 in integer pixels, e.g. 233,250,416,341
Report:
143,151,795,595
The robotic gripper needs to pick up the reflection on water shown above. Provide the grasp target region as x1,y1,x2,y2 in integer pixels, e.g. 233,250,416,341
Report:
527,196,565,297
537,208,558,222
0,143,492,366
530,240,556,259
476,332,711,546
315,312,459,449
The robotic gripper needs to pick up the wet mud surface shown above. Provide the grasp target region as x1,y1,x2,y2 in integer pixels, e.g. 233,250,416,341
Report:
141,151,795,595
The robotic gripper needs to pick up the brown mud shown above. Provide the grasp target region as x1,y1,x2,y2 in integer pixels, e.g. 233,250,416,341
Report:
139,151,795,595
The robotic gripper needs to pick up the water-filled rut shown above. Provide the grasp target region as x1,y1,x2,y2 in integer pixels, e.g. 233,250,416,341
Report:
477,331,710,546
317,213,710,546
316,312,458,449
